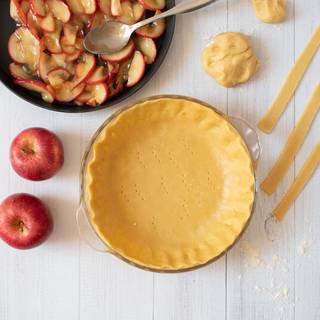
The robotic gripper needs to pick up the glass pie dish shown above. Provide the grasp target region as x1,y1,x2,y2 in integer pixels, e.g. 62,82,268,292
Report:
77,95,262,272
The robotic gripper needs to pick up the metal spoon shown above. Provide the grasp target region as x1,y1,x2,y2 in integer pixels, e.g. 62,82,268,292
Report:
84,0,219,55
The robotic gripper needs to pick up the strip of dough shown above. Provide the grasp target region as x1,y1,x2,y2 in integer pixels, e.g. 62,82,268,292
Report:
260,82,320,195
258,25,320,133
273,142,320,221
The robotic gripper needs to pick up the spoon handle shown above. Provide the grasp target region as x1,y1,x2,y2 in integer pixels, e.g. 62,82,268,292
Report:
132,0,219,30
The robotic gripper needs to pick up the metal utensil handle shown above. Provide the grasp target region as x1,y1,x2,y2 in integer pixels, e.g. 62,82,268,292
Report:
76,202,112,253
229,116,262,169
133,0,218,30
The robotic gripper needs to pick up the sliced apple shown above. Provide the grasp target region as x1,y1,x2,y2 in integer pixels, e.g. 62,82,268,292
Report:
8,27,40,72
101,39,135,62
88,11,110,31
72,53,96,87
132,1,145,21
107,62,119,80
108,79,123,98
116,1,135,24
20,0,30,16
76,83,108,106
47,0,71,23
65,0,85,14
138,0,165,10
30,0,47,17
136,11,165,38
10,0,27,25
55,82,86,102
40,13,56,32
98,0,111,15
86,66,109,84
15,79,55,103
39,52,58,82
111,0,122,16
9,63,33,80
27,10,43,36
43,21,62,53
134,36,157,64
126,50,145,87
63,23,79,45
80,0,97,15
65,50,82,62
47,67,71,88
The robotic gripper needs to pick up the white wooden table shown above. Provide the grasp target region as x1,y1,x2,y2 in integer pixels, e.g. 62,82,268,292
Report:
0,0,319,319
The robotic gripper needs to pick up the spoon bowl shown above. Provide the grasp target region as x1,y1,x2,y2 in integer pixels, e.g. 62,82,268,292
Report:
84,21,133,55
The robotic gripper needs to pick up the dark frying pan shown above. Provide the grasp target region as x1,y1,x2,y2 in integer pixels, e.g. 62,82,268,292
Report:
0,0,175,113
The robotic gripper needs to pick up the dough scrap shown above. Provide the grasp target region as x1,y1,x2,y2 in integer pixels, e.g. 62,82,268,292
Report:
258,25,320,133
202,32,260,88
252,0,286,23
273,142,320,221
260,82,320,195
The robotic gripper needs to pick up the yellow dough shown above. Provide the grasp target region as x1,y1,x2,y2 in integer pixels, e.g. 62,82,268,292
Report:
86,98,255,270
258,25,320,133
273,143,320,221
260,82,320,195
202,32,260,88
251,0,286,23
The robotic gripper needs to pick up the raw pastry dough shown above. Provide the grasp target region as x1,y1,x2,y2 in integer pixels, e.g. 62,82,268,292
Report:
258,25,320,133
202,32,260,88
273,143,320,221
260,82,320,195
87,98,255,270
252,0,286,23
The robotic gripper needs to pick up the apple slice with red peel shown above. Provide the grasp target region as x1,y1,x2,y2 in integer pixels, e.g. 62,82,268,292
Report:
76,83,108,106
132,1,145,21
116,1,135,25
15,79,55,103
63,23,79,45
30,0,47,17
47,68,71,88
9,63,33,80
111,0,122,16
86,66,109,84
101,39,135,62
88,11,110,31
134,36,157,64
72,53,96,88
27,10,43,36
10,0,27,25
20,0,31,16
138,0,165,10
47,0,71,23
8,27,40,72
80,0,97,15
107,62,119,80
40,13,56,32
43,21,62,53
65,0,85,14
50,53,75,74
98,0,111,15
136,11,165,38
126,50,145,87
65,50,82,62
39,52,58,82
55,82,86,102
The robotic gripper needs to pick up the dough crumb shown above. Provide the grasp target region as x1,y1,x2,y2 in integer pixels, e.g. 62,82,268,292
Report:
251,0,286,24
202,32,260,88
240,240,262,267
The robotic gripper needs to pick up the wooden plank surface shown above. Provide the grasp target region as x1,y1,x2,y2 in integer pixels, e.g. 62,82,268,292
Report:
0,0,319,319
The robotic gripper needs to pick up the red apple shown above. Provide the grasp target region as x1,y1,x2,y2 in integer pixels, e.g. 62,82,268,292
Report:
0,193,53,249
10,128,64,181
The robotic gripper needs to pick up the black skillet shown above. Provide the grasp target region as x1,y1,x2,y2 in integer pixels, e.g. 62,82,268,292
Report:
0,0,175,113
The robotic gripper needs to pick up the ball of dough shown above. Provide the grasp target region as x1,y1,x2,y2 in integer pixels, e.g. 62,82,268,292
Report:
202,32,260,88
252,0,286,23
